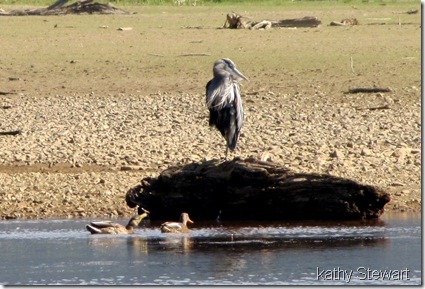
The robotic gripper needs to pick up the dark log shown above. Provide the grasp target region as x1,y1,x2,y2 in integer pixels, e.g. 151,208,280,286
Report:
46,0,69,10
355,104,391,111
271,16,322,28
0,0,129,16
346,87,392,94
126,157,390,221
0,130,21,135
406,9,418,14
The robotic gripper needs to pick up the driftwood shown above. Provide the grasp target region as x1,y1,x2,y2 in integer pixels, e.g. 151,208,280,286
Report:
355,104,391,111
117,27,133,31
346,87,392,94
0,0,129,16
126,157,390,221
224,12,251,29
330,18,359,26
0,130,21,136
224,13,321,30
406,9,418,14
251,20,272,30
270,16,322,28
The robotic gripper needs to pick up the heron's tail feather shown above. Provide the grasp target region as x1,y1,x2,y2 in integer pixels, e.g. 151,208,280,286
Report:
227,131,239,151
209,105,241,151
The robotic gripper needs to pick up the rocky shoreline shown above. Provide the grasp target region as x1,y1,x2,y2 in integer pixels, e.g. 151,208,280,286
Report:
0,89,420,220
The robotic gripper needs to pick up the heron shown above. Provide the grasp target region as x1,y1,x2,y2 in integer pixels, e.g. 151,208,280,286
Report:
206,58,248,160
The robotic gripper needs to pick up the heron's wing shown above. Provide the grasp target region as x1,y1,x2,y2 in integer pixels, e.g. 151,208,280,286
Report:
226,82,243,150
233,82,244,132
206,76,233,110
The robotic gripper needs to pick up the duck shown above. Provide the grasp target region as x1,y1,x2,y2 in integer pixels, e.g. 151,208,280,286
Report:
160,212,194,233
86,210,149,235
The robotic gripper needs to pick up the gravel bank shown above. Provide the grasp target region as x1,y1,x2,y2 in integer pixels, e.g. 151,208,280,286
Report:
0,88,420,219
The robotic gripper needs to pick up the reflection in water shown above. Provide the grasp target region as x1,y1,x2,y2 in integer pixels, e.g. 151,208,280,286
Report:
127,237,149,256
0,216,421,285
155,235,193,253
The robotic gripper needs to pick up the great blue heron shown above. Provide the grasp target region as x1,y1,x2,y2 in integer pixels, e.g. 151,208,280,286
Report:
206,58,248,159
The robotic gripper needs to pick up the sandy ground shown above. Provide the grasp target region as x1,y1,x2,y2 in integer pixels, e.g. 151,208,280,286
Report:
0,3,421,219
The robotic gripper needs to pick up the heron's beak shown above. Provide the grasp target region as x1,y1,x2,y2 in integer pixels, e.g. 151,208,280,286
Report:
232,67,249,81
187,217,194,224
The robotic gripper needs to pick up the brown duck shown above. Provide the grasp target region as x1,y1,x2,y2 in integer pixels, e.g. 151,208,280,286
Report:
86,211,149,235
160,212,194,233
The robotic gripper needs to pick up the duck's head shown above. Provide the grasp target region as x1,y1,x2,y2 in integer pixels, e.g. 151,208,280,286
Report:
129,208,150,226
180,212,194,224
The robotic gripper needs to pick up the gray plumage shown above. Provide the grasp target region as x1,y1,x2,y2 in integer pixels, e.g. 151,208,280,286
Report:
206,58,248,159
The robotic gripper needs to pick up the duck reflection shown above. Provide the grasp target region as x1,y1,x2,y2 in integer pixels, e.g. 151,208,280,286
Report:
87,236,128,248
126,236,149,256
159,235,193,254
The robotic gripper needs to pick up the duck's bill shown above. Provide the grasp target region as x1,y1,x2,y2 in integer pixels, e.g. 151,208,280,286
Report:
140,207,150,214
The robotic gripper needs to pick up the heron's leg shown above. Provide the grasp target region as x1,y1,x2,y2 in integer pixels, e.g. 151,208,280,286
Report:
225,147,229,160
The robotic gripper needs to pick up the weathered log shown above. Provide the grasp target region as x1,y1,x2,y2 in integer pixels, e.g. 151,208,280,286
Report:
224,13,321,29
224,12,251,29
355,104,391,111
346,87,392,94
250,20,272,30
406,9,418,14
0,130,21,136
330,18,359,26
46,0,69,10
126,157,390,221
0,0,129,16
271,16,322,28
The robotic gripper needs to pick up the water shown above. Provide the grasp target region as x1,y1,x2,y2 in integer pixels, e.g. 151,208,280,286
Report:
0,213,421,285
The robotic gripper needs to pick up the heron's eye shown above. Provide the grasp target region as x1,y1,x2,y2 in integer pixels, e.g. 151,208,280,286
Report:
223,59,234,68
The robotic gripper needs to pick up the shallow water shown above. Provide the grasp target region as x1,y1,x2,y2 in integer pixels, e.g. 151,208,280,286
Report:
0,213,421,285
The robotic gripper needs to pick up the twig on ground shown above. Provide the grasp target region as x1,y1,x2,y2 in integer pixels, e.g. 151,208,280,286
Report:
346,87,392,94
355,104,391,111
0,130,21,136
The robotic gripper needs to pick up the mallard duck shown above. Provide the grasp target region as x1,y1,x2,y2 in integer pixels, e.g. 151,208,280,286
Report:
160,212,194,233
86,211,149,235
